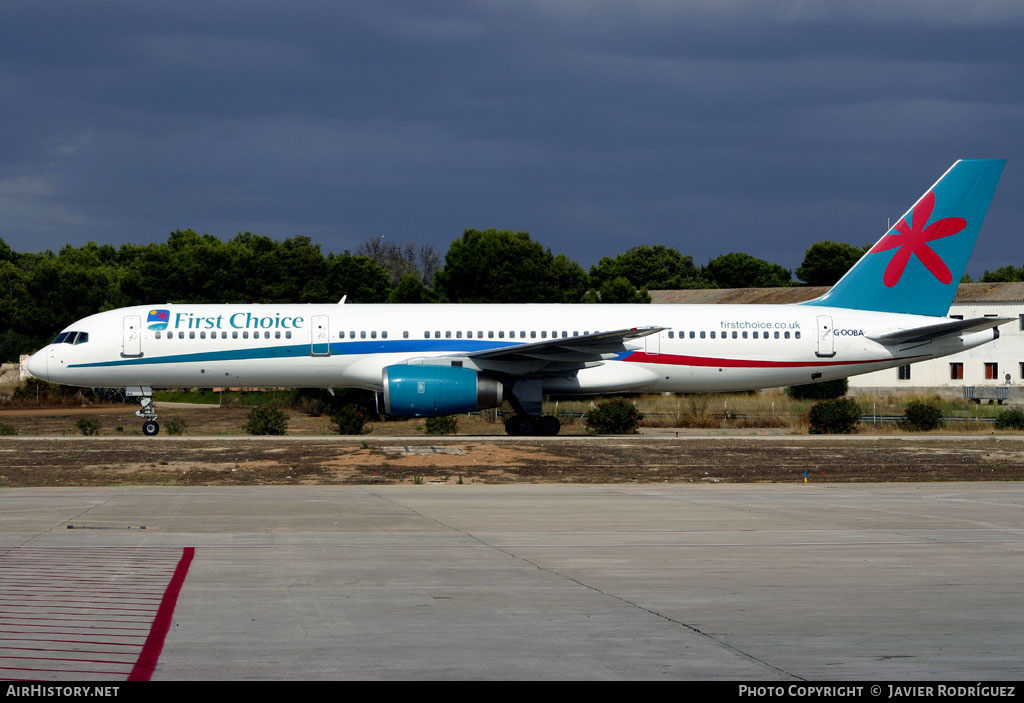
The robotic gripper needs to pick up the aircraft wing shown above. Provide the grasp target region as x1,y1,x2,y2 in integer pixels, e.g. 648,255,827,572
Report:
406,326,665,376
868,316,1013,346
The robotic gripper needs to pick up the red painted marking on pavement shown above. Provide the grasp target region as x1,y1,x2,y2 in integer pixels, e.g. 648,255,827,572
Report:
128,547,194,682
0,546,195,681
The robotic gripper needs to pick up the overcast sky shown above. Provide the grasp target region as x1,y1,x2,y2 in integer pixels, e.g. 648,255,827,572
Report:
2,1,1023,276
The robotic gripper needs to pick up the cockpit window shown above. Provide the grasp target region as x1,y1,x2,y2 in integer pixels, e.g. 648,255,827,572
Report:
52,331,89,345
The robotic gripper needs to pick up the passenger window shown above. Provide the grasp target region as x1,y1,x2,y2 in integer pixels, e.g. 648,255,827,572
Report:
200,331,206,339
371,331,377,339
360,331,366,339
275,331,281,339
700,331,706,339
350,331,356,339
795,331,801,339
232,331,238,339
742,331,748,339
403,331,409,339
382,331,387,339
784,331,790,339
488,331,494,339
531,331,537,339
243,331,249,339
710,331,716,339
478,331,483,338
499,331,505,338
774,331,780,339
753,331,758,339
286,331,292,339
155,331,162,339
668,331,674,339
189,332,195,339
456,331,462,339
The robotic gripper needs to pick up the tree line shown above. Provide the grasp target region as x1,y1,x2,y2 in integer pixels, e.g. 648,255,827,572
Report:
0,228,873,362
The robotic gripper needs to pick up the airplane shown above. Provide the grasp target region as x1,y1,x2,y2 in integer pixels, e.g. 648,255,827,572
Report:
27,158,1008,436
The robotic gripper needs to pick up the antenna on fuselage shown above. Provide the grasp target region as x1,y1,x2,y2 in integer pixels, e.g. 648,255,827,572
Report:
338,295,347,304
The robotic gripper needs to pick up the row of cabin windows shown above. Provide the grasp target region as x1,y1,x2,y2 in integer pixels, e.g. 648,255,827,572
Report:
668,330,800,340
155,330,293,340
152,328,802,342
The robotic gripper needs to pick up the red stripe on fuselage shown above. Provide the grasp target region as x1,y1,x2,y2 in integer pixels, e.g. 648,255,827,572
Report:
622,352,925,368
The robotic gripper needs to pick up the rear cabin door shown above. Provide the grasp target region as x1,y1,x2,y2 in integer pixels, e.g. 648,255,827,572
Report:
311,315,331,356
815,315,836,358
122,315,142,358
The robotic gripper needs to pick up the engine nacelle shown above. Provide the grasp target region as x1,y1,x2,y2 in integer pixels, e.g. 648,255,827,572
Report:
379,364,503,417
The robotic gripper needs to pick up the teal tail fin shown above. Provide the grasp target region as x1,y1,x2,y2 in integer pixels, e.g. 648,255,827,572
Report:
804,159,1005,317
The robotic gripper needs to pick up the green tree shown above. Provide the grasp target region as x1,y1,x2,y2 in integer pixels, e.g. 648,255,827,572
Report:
389,273,433,303
704,252,791,288
589,244,709,291
980,265,1024,283
434,229,589,303
589,276,651,304
796,241,869,286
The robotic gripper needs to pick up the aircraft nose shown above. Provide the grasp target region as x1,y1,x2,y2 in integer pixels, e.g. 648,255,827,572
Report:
26,349,48,381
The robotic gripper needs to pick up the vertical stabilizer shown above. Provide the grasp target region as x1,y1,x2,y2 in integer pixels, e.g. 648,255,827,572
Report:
804,159,1005,317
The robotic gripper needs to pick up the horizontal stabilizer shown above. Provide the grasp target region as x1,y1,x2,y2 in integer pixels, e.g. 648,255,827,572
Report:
868,316,1012,345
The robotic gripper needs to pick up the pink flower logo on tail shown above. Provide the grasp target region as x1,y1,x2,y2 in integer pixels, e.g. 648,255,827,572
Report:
869,191,966,287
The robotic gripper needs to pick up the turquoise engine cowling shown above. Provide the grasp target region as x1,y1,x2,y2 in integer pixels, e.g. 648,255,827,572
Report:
380,364,503,417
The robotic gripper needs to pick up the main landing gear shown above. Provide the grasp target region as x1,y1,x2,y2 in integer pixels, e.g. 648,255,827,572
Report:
502,378,560,436
126,386,160,436
504,414,561,436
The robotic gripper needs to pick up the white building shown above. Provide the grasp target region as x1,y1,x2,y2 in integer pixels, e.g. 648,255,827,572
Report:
651,283,1024,395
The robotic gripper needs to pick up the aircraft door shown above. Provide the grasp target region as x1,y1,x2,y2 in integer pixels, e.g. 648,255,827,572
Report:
122,315,142,358
645,330,660,355
311,315,331,356
815,315,835,358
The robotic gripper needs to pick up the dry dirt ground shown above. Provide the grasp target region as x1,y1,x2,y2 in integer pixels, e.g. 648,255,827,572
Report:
2,403,1024,486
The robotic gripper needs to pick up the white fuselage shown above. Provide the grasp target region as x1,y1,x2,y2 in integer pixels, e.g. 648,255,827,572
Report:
28,303,998,394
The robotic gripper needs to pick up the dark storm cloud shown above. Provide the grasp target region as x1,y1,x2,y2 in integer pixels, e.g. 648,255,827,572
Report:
1,0,1023,275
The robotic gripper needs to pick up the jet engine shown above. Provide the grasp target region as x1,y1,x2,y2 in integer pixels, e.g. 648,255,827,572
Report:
378,364,503,417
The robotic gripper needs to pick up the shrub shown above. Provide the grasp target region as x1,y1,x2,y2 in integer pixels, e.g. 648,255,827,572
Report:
808,397,860,434
425,415,458,435
786,378,849,400
243,406,288,435
902,402,943,432
75,418,101,436
995,408,1024,430
586,397,644,434
165,416,188,436
330,405,371,435
0,423,18,436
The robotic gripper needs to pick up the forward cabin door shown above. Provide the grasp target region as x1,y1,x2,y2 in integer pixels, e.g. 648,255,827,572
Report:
815,315,836,358
122,315,142,358
311,315,331,356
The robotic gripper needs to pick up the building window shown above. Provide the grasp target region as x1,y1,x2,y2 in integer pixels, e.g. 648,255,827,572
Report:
985,362,998,380
898,365,911,380
950,362,963,380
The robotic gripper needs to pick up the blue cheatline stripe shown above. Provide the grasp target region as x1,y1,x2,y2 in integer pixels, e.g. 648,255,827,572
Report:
69,339,521,368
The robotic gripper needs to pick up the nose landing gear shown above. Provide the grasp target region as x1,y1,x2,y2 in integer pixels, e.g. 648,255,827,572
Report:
126,386,160,436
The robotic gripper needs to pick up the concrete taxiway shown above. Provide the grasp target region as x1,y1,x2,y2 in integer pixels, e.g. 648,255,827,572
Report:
1,483,1022,680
